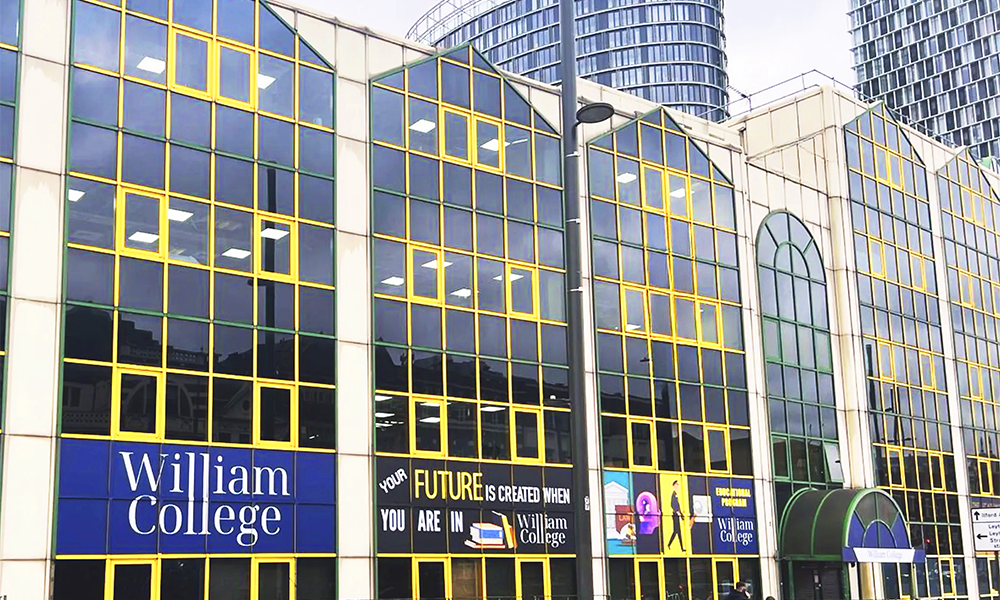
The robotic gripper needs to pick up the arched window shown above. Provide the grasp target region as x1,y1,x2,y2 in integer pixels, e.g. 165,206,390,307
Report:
757,212,841,513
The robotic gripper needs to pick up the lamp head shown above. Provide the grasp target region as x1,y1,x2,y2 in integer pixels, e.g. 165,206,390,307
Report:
576,102,615,125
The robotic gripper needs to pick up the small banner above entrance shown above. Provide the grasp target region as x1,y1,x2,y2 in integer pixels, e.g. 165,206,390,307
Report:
779,488,924,564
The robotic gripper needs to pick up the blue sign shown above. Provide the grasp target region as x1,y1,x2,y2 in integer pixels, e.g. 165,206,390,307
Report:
56,439,336,555
708,477,757,554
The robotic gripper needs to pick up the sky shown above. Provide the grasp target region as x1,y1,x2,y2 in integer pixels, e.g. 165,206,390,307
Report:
307,0,857,100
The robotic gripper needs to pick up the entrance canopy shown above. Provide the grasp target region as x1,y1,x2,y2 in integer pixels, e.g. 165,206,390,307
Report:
779,488,924,564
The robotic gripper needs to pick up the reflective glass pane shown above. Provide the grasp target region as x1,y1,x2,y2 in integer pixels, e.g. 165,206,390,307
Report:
476,120,500,168
408,97,438,155
219,46,251,103
299,65,334,128
214,207,253,271
124,193,161,252
258,54,294,117
120,373,158,434
175,34,209,92
71,67,119,126
124,16,167,84
168,198,209,264
74,1,121,72
260,220,291,275
412,249,439,300
444,112,468,160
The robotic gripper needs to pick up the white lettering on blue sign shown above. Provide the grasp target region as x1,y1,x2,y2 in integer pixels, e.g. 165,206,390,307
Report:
716,516,756,547
121,451,289,547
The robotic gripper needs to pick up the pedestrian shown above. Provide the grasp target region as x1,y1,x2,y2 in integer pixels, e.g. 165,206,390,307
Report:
724,582,751,600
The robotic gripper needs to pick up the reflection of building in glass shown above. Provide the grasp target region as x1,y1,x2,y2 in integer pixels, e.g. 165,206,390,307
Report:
408,0,729,121
2,0,1000,598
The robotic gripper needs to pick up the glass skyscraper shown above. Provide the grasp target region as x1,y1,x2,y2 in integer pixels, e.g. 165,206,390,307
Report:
408,0,729,121
850,0,1000,162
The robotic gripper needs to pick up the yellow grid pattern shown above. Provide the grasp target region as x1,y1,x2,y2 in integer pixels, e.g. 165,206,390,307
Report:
939,152,1000,498
62,0,336,451
53,555,336,600
371,46,573,468
0,0,20,439
845,105,964,597
588,109,749,478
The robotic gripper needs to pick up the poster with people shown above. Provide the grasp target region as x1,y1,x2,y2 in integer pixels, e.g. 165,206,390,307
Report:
603,472,757,556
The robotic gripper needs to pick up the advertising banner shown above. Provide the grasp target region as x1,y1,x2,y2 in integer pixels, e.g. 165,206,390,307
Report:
56,438,336,555
376,457,574,554
604,472,757,556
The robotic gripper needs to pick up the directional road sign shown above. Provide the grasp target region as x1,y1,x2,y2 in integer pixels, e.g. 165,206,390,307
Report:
972,508,1000,552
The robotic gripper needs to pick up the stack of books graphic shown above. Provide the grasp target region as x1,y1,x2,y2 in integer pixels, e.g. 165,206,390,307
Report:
468,523,505,548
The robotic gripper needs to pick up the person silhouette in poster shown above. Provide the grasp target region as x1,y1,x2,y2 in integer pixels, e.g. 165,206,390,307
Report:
665,479,685,552
635,491,660,535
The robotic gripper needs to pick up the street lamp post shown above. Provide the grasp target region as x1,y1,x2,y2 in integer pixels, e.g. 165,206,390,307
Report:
559,0,614,598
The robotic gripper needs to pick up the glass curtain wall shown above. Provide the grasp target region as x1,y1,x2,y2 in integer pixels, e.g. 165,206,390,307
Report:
370,45,576,599
55,0,337,596
756,212,842,515
938,151,1000,599
845,104,966,599
588,109,759,600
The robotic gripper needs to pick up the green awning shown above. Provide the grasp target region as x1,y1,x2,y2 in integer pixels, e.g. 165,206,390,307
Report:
779,488,923,563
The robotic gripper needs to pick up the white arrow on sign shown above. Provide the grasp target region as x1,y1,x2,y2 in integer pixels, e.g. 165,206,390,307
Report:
973,508,1000,523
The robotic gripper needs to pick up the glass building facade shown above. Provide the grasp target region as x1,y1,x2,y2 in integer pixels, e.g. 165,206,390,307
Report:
850,0,1000,163
54,0,338,596
408,0,729,122
4,1,1000,599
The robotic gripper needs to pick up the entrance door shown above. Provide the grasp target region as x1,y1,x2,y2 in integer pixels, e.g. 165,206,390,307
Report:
256,559,292,600
110,560,156,600
416,560,449,600
517,560,547,600
791,562,844,600
715,559,738,600
637,560,663,600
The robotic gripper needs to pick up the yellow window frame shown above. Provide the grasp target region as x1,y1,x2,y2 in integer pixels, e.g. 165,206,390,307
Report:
869,239,885,277
979,458,994,495
627,417,656,470
887,447,904,487
473,116,503,172
515,559,551,600
216,41,256,110
705,426,730,473
249,556,296,600
408,245,445,305
256,214,297,282
413,558,452,600
111,366,164,442
697,300,721,346
877,342,894,380
939,556,956,596
919,352,935,390
170,30,213,100
253,381,298,449
666,172,689,218
641,164,666,212
622,286,647,334
106,558,159,600
512,406,543,463
929,451,946,490
507,264,538,317
633,558,665,600
412,397,446,457
441,108,471,163
118,187,167,259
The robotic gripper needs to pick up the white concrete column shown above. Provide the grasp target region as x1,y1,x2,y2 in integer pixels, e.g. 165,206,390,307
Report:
0,0,72,597
331,22,376,600
821,90,884,600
